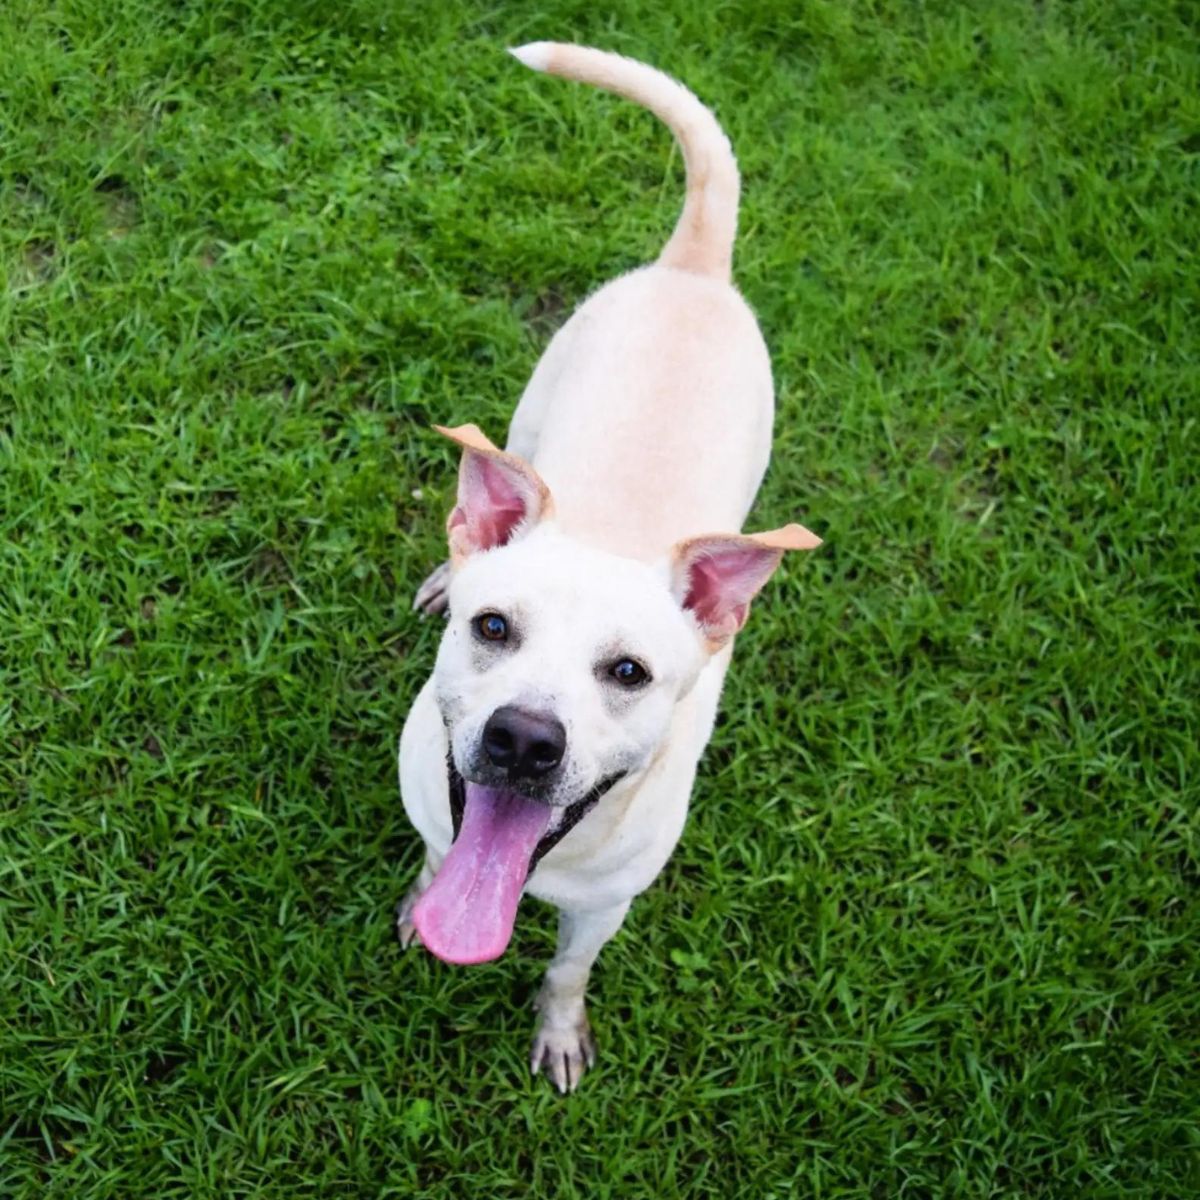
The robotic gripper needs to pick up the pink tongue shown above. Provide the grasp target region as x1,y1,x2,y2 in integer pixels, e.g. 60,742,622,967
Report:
412,783,553,965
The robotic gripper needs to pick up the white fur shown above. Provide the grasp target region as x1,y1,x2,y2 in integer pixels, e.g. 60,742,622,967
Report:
507,43,552,71
398,44,785,1093
401,527,731,912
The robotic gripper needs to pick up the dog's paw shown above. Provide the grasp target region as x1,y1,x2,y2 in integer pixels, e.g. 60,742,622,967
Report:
530,1015,596,1094
394,891,423,949
413,562,450,618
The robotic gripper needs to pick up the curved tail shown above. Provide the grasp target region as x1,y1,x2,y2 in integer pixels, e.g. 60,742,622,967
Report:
510,42,740,282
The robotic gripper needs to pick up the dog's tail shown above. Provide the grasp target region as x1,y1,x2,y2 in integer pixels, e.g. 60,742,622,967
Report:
509,42,740,282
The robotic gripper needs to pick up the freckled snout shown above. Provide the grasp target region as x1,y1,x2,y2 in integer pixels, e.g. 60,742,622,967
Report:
482,706,566,780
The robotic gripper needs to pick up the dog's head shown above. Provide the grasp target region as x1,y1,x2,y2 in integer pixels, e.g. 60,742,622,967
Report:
412,424,820,963
432,421,821,802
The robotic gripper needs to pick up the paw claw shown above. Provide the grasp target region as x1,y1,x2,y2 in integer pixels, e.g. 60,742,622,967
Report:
530,1017,595,1094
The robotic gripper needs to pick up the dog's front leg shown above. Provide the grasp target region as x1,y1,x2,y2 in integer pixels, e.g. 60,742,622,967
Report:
531,899,630,1093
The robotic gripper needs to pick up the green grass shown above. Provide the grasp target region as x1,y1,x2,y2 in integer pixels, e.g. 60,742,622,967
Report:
2,0,1198,1195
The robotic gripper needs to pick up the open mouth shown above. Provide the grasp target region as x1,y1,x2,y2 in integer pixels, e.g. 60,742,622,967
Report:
410,758,623,966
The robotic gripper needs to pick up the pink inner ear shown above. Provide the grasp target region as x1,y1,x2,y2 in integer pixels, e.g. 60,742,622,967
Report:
683,545,778,633
453,450,532,553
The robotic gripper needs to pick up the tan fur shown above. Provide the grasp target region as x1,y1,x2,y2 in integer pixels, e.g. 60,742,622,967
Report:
672,522,824,566
745,523,825,551
512,42,740,281
432,422,503,455
670,523,824,650
434,423,555,564
399,46,824,1094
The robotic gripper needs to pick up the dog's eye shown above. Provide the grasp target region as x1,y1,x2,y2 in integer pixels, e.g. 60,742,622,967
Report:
610,658,648,687
475,612,508,642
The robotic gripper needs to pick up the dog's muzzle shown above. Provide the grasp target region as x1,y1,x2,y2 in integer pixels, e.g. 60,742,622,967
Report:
446,754,624,873
409,756,627,965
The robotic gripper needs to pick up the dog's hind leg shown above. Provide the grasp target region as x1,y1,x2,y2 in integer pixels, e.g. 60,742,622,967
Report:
531,899,631,1093
412,561,451,617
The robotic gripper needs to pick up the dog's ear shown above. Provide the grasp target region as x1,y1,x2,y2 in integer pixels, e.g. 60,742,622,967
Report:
434,424,553,562
670,523,822,647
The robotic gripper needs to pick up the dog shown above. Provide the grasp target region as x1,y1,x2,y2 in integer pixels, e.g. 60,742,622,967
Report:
396,42,821,1093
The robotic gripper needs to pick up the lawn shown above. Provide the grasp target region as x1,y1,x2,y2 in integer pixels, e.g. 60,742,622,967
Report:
2,0,1198,1195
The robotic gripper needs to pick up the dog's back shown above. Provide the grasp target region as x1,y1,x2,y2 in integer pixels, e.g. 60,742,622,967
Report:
506,45,775,559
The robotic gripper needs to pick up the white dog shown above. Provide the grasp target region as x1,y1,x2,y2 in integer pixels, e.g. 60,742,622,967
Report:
396,42,821,1092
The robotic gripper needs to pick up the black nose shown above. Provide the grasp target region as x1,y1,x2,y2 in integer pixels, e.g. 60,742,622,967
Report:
482,706,566,779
